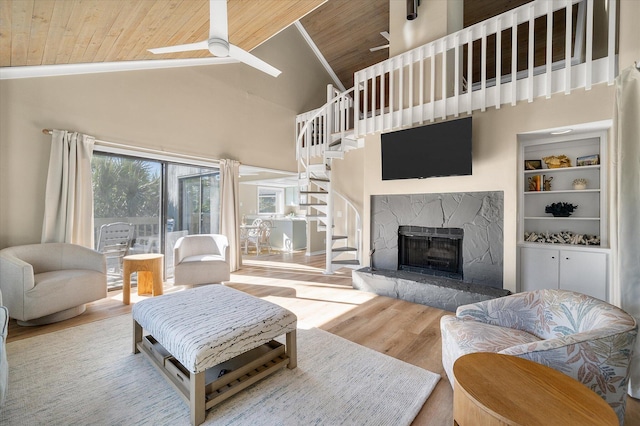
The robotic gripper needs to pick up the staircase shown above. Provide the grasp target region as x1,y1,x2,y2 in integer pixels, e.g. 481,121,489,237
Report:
296,85,363,274
296,0,618,274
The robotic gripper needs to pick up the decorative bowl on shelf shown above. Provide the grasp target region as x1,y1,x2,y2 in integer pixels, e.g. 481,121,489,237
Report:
545,202,578,217
573,178,587,190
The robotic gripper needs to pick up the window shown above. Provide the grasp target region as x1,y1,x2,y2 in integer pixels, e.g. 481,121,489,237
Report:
258,187,284,215
92,152,219,286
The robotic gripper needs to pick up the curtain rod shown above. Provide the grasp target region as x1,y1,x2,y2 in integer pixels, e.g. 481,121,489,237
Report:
42,129,296,173
42,128,221,166
41,129,290,175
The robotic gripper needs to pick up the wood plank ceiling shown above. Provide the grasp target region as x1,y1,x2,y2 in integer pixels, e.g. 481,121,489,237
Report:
0,0,391,90
1,0,534,90
300,0,389,89
0,0,325,66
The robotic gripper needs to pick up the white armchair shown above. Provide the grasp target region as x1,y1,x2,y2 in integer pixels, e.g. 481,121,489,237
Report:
173,234,230,286
0,243,107,326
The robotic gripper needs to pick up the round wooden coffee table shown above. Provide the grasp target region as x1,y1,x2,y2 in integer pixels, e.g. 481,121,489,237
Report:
452,352,618,426
122,253,164,305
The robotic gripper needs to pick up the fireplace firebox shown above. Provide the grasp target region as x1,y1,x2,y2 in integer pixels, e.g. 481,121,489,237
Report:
398,226,463,280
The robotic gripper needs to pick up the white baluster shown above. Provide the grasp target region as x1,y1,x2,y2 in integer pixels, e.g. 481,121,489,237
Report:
545,0,553,99
511,9,517,106
586,0,593,90
496,17,502,109
454,33,460,117
607,0,616,85
429,43,436,123
481,23,487,112
565,0,572,94
528,3,535,102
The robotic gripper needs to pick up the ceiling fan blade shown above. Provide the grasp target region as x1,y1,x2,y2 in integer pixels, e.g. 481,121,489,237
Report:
148,0,279,77
210,0,229,41
148,40,209,54
228,44,281,77
369,45,389,52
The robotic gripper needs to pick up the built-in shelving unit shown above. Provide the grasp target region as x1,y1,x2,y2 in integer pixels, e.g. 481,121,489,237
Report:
519,135,607,244
517,125,610,301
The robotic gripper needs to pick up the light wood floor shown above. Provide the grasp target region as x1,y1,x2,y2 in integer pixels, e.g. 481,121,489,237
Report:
7,251,639,425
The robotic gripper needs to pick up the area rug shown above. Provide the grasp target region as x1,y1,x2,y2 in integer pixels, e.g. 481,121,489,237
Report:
1,314,439,425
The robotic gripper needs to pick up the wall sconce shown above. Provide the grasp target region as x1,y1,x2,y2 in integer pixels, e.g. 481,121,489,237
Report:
407,0,420,20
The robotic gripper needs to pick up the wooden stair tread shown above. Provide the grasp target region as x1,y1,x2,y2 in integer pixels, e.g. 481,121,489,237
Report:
332,247,357,252
299,203,327,207
332,235,348,240
299,191,327,194
332,259,360,265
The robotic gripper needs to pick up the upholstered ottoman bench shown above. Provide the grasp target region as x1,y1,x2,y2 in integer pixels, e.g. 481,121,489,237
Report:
132,285,297,425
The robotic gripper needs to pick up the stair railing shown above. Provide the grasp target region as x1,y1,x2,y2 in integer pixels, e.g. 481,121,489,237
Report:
354,0,617,137
296,86,355,165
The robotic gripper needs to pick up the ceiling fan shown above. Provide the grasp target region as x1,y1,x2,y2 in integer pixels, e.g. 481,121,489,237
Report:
369,31,390,52
148,0,281,77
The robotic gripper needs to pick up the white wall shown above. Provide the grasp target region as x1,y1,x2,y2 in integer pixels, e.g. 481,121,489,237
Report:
0,25,333,248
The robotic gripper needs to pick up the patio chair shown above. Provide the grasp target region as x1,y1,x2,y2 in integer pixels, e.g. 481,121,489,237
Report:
96,222,134,278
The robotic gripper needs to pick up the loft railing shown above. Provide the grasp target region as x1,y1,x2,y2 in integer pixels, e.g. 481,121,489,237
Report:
353,0,617,138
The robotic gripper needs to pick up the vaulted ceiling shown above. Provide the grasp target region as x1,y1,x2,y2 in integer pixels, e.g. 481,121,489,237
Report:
300,0,389,89
0,0,324,65
0,0,389,90
0,0,530,90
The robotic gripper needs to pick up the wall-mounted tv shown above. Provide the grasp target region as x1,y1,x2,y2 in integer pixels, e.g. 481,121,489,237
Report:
381,117,472,180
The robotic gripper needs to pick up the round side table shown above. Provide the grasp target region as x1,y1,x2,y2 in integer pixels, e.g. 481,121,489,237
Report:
122,253,164,305
452,352,618,426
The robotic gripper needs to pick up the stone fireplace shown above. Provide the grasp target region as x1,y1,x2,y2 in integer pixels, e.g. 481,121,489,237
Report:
371,191,504,288
353,192,509,311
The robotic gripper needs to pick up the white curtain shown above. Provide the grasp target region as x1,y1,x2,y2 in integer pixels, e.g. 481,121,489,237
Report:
219,159,242,271
612,64,640,398
41,130,95,248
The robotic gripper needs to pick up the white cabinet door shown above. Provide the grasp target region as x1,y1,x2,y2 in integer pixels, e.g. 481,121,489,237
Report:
520,247,560,292
559,250,607,301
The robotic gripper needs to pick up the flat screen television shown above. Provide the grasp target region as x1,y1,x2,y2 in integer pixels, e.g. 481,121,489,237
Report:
381,117,472,180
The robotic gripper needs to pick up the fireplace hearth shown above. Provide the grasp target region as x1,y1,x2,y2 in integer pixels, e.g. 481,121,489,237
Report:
398,226,463,280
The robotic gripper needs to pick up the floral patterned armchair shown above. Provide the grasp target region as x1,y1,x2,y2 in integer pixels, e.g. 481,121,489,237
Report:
440,289,637,424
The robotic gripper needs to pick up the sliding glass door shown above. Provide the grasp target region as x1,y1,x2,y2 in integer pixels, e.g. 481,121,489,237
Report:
92,152,219,288
165,164,220,279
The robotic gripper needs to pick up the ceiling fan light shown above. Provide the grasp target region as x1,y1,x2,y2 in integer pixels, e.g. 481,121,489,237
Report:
208,38,230,57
